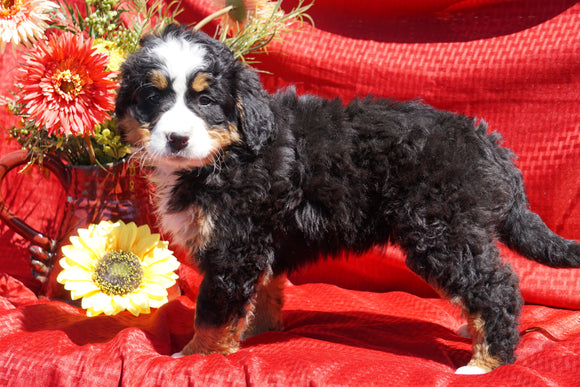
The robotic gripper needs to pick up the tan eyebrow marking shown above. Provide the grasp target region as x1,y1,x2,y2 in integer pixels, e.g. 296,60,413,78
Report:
192,72,211,92
148,70,168,90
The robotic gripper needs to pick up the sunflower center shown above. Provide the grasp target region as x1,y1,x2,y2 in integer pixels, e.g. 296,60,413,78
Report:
52,69,83,102
0,0,21,17
93,251,144,296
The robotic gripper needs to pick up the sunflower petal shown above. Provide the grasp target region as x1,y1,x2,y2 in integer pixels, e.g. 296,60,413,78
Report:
141,282,168,297
82,291,112,316
128,291,150,313
112,294,130,311
61,245,96,270
144,260,179,276
148,296,169,309
119,221,138,251
76,227,106,258
69,282,100,300
143,246,175,265
132,232,160,257
58,219,179,316
57,266,93,283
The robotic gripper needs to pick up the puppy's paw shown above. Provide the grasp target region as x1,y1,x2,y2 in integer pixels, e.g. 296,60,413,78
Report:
181,331,240,356
455,365,488,375
171,351,185,359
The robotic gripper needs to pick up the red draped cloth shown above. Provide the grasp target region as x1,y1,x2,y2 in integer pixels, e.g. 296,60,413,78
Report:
1,0,579,385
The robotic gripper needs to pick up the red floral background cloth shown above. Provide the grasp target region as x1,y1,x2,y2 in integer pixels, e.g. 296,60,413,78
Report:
1,0,579,385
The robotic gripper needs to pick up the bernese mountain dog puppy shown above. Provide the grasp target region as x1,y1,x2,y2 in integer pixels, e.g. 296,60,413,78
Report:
115,25,580,374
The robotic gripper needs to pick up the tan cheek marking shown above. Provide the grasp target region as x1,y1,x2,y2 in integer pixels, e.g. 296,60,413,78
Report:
117,115,150,146
208,124,241,150
466,314,503,372
192,72,210,92
148,70,168,90
185,124,241,167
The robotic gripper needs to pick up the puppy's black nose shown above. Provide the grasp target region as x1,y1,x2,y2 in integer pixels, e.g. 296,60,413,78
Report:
167,133,189,152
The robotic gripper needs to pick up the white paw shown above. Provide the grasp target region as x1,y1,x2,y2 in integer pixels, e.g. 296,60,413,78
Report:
455,365,488,375
456,323,471,338
171,351,185,359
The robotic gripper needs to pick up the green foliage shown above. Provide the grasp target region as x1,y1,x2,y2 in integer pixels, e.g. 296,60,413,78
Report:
3,0,181,167
2,0,313,169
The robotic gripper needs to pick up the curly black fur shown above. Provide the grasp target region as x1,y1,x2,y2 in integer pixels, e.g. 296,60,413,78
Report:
116,25,580,369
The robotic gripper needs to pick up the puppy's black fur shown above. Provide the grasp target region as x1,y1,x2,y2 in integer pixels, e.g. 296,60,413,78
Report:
116,25,580,371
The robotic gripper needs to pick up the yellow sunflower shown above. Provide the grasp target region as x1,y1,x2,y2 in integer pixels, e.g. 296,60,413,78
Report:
57,220,180,317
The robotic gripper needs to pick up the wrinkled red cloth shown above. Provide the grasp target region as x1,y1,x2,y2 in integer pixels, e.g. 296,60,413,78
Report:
1,0,579,385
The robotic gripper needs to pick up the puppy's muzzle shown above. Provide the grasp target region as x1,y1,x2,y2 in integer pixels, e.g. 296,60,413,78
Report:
167,133,190,152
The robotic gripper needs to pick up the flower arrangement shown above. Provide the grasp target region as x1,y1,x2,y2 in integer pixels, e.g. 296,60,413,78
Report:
1,0,312,168
1,0,180,167
0,0,312,315
57,220,180,316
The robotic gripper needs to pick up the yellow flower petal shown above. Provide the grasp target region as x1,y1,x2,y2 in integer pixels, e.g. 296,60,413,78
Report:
81,291,104,311
57,266,93,283
61,245,96,270
126,302,142,316
102,297,120,316
141,282,168,298
148,296,169,309
128,291,150,313
144,260,179,277
58,220,179,316
86,307,102,317
112,294,130,311
84,291,116,316
69,282,100,300
143,245,175,264
76,228,107,258
119,221,138,251
132,232,160,257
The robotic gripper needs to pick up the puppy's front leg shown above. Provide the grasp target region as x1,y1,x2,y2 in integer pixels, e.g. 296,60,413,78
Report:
180,256,269,356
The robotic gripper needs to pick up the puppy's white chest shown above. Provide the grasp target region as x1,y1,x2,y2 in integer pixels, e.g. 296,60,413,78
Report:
159,206,213,255
151,170,214,255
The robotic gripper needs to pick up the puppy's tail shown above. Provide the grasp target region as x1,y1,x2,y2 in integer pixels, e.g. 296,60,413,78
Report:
498,203,580,268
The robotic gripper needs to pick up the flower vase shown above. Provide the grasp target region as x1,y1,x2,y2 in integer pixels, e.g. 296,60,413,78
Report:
0,149,157,301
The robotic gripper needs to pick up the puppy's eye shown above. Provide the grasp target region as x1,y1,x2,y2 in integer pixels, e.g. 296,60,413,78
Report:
147,93,161,105
198,96,212,106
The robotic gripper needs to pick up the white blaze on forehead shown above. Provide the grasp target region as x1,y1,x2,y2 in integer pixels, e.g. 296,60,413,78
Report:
151,37,207,92
147,37,212,167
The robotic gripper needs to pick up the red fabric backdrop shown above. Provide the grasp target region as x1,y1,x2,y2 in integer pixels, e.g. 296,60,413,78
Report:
1,0,579,385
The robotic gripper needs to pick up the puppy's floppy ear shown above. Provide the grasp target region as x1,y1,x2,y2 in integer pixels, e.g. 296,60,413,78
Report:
115,67,135,120
234,65,275,153
114,32,160,121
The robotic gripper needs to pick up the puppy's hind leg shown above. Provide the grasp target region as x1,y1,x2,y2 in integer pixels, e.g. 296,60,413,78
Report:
243,274,286,339
405,236,523,374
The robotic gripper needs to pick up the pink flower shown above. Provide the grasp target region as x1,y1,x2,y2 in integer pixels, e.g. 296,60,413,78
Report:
0,0,57,52
18,32,117,136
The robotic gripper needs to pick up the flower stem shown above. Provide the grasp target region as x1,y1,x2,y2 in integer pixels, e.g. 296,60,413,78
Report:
193,5,234,31
83,133,97,165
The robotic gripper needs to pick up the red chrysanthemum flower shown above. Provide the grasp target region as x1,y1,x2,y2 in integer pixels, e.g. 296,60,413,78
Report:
18,32,117,136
